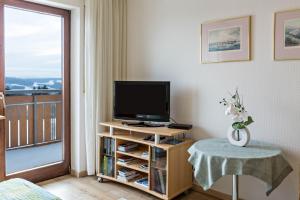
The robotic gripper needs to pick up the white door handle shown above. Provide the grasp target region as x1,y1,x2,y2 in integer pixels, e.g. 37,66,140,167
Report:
0,92,6,108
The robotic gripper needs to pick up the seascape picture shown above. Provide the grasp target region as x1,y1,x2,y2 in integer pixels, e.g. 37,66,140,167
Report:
201,16,250,63
208,26,241,52
284,18,300,48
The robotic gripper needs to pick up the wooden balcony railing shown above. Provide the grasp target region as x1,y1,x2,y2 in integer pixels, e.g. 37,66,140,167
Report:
5,90,62,149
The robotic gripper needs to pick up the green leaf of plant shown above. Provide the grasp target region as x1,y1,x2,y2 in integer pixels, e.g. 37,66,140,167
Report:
244,116,254,126
232,122,246,130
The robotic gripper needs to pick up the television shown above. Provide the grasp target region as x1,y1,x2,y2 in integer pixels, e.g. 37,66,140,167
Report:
113,81,170,122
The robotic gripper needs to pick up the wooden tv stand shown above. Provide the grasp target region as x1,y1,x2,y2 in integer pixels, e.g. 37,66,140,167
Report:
96,121,193,200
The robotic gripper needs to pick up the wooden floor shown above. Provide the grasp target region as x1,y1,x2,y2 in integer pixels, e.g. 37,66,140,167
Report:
39,175,220,200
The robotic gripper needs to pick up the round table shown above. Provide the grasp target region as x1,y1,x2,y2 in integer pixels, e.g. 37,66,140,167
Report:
188,138,293,200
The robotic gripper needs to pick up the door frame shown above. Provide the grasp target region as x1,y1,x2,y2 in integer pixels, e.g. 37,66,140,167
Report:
0,0,70,183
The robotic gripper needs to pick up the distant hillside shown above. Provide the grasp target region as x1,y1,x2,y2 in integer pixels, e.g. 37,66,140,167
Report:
6,77,62,90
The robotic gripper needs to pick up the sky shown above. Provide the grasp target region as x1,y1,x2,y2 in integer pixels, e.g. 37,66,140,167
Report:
5,6,62,78
285,18,300,29
209,26,241,44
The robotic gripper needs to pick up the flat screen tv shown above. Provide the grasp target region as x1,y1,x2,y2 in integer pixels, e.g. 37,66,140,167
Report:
113,81,170,122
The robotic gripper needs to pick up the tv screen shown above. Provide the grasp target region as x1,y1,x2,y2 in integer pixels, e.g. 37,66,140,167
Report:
114,81,170,122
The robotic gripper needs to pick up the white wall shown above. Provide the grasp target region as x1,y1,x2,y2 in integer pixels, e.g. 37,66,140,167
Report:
127,0,300,199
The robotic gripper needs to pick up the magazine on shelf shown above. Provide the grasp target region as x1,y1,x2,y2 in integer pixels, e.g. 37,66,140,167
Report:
117,142,139,152
118,168,136,177
117,156,137,164
134,177,148,188
139,163,148,171
117,173,140,182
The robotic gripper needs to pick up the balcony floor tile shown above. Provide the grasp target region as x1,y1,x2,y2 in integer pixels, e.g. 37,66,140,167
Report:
6,142,63,174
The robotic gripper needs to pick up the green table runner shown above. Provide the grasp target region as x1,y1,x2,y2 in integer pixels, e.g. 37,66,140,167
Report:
188,138,293,196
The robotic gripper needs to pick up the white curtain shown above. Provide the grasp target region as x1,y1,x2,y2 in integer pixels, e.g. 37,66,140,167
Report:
84,0,127,175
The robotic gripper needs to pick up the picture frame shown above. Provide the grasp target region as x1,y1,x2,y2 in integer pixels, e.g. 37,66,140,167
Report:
201,16,251,63
274,9,300,60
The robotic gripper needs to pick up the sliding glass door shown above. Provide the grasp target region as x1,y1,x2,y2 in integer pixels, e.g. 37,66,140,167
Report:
0,0,70,182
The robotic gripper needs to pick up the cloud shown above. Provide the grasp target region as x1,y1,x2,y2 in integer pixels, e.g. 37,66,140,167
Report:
36,47,62,56
6,23,41,38
209,27,241,44
285,18,300,29
4,7,62,78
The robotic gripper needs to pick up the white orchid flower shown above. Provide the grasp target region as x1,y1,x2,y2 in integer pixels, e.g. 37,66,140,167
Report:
240,111,249,121
225,104,238,116
220,89,254,128
232,114,242,122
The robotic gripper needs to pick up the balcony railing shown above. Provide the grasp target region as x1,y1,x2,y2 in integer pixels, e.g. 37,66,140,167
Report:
5,90,62,149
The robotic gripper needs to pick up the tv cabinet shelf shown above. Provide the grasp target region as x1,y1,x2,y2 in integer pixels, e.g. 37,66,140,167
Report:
116,150,149,161
96,121,193,200
100,121,188,136
116,161,149,174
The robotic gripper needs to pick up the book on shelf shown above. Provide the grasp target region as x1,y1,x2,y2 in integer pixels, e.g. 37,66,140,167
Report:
117,174,140,182
117,142,138,152
139,163,148,171
103,156,107,175
158,170,166,194
152,157,166,169
117,168,140,182
151,168,166,194
134,177,148,188
101,155,114,177
117,156,137,164
103,137,115,156
118,168,137,177
151,147,167,194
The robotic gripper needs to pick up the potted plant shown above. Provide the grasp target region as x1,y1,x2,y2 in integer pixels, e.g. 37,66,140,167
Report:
220,89,254,147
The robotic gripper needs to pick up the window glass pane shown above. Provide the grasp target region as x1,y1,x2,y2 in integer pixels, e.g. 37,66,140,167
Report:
5,6,62,89
4,6,64,174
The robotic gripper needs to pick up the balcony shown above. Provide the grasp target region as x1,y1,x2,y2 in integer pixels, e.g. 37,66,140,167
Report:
5,90,63,174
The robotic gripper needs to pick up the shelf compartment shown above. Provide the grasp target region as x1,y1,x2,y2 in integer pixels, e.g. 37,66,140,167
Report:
151,168,167,195
116,139,149,161
116,149,149,161
100,137,115,177
97,173,156,194
116,170,149,190
102,137,115,156
151,147,167,169
97,173,116,181
100,121,188,136
100,155,115,177
115,163,149,189
97,132,178,150
150,147,167,194
116,160,149,174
